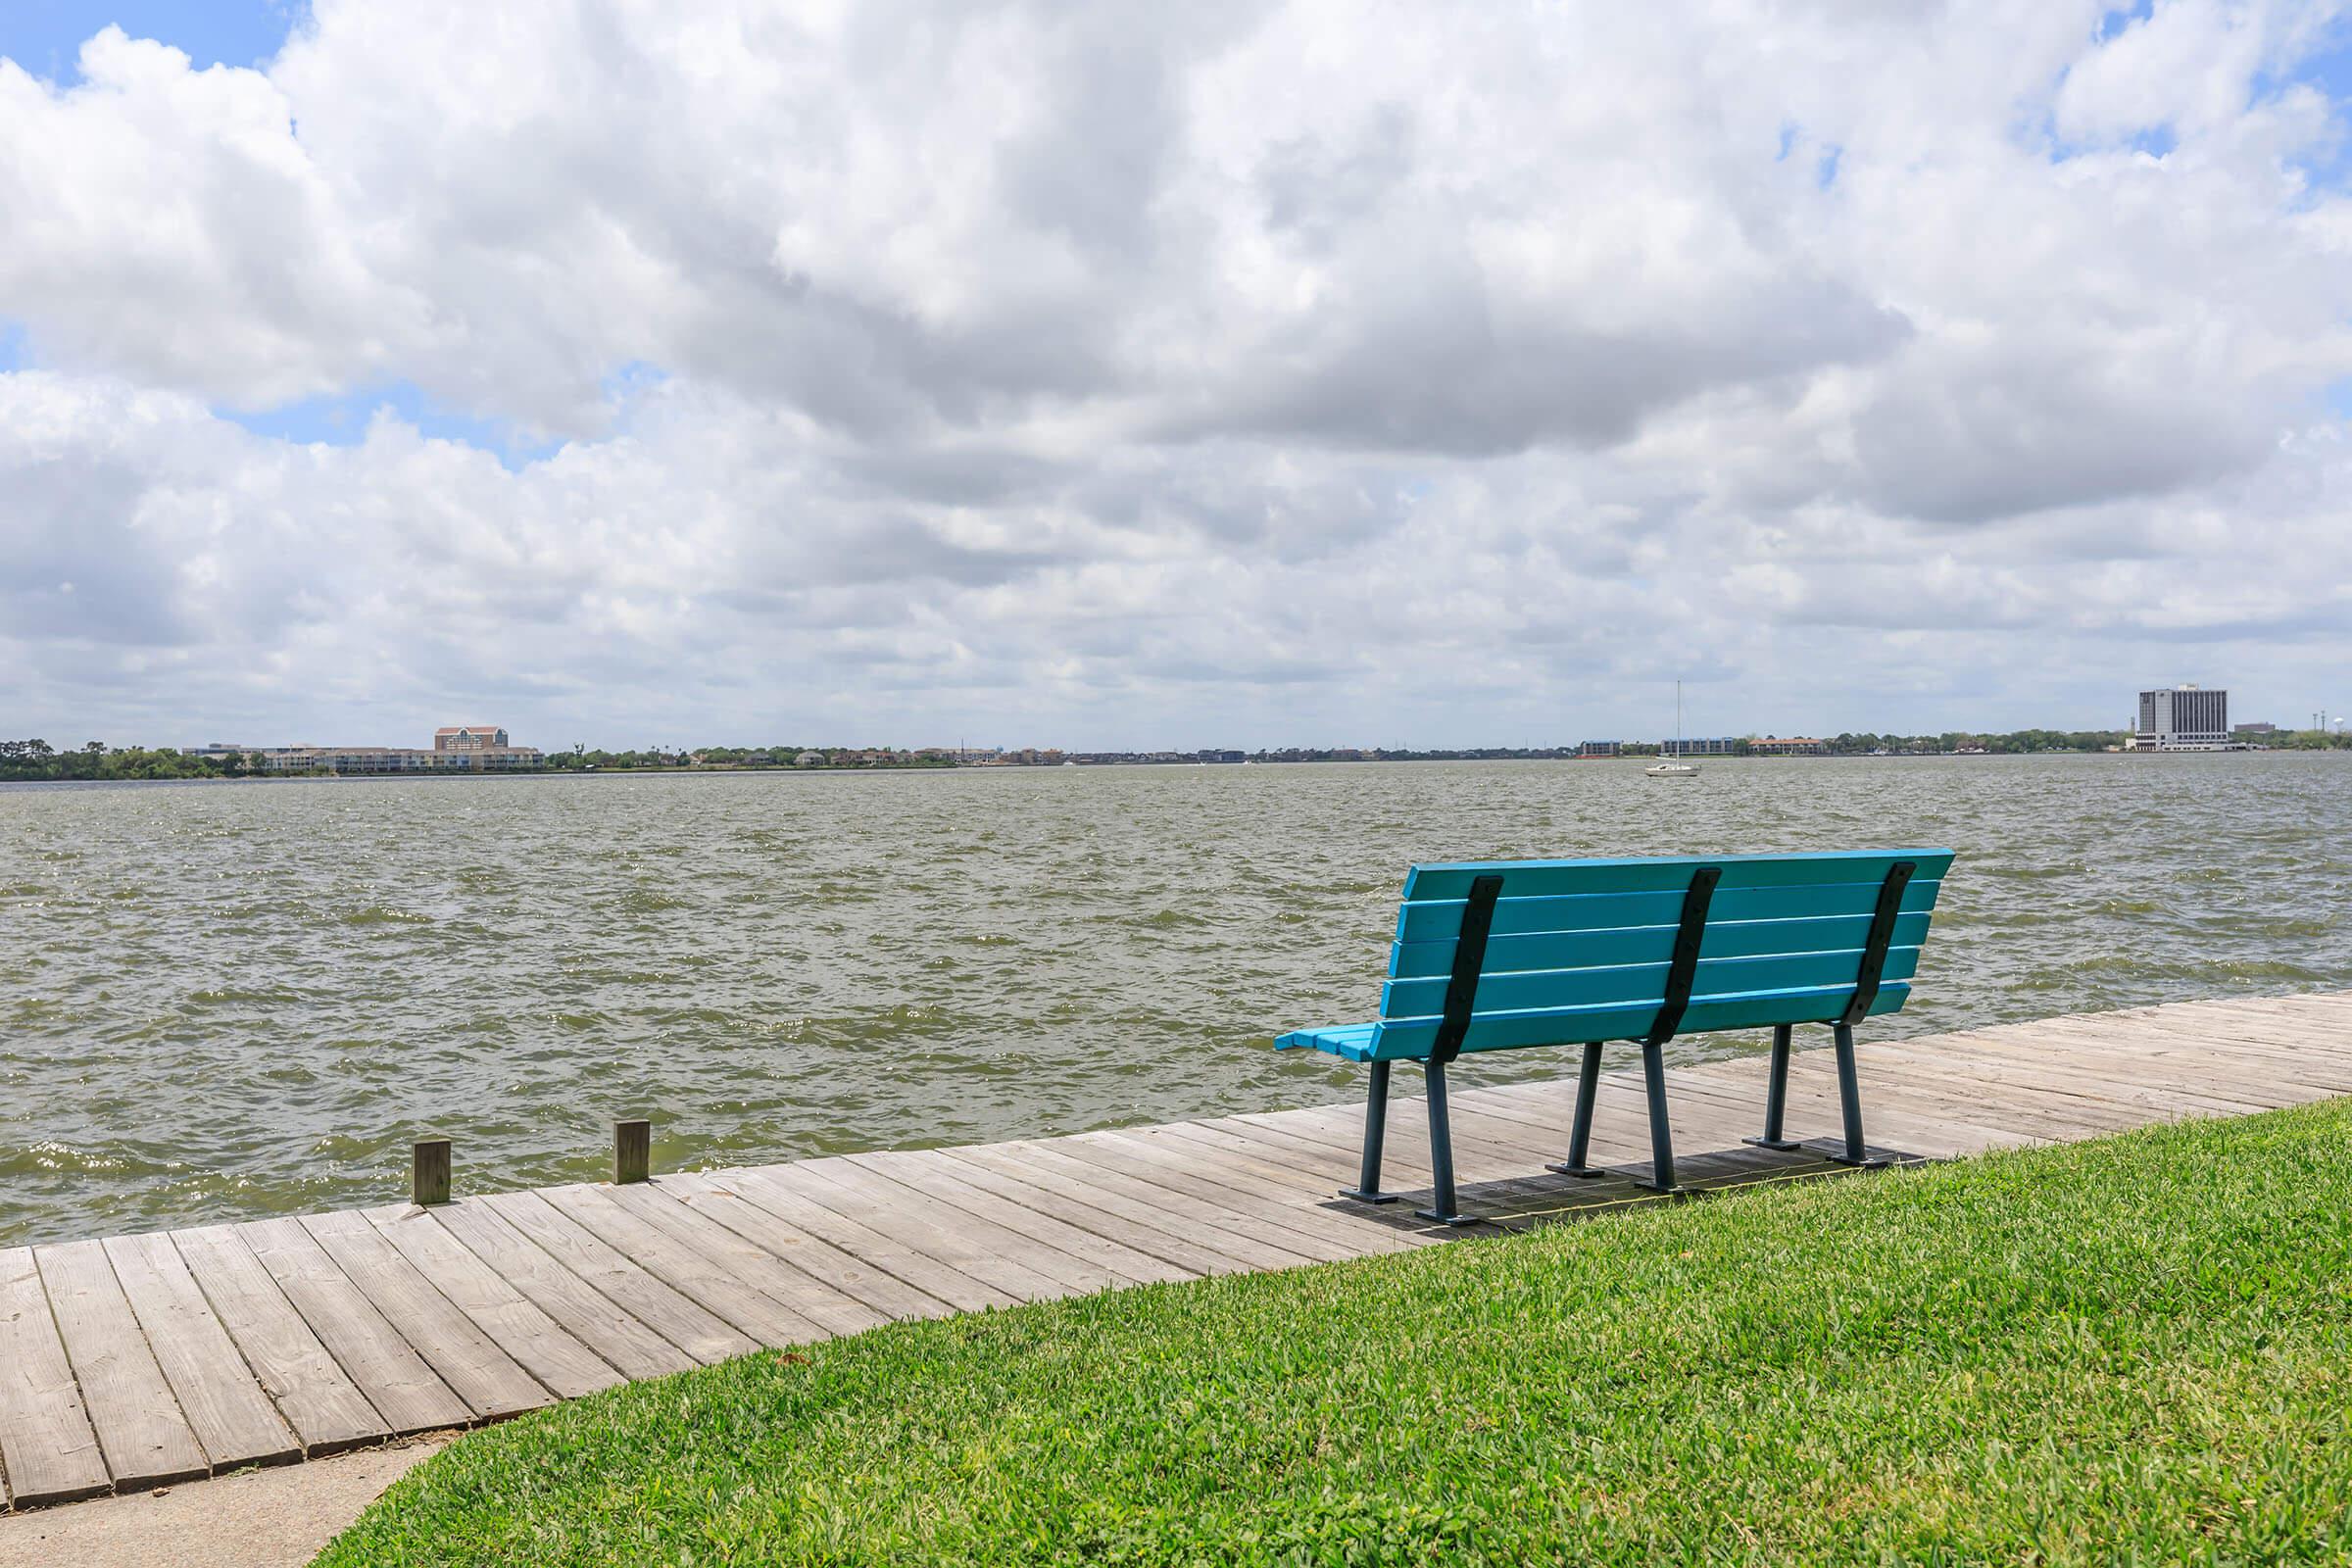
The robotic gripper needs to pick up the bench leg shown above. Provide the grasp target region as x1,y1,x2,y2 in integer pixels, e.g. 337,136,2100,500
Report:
1413,1059,1477,1226
1546,1041,1608,1178
1829,1023,1889,1168
1632,1041,1686,1195
1743,1024,1804,1152
1339,1059,1399,1204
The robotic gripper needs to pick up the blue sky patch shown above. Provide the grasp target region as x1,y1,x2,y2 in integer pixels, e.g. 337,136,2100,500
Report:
2097,2,2155,43
0,320,25,372
223,381,564,470
0,0,304,83
601,360,670,405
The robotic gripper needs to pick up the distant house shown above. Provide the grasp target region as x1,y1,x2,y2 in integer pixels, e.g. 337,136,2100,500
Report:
434,725,510,752
795,752,824,766
1748,737,1827,757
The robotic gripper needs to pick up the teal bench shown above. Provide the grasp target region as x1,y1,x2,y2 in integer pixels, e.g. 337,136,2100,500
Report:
1276,849,1955,1224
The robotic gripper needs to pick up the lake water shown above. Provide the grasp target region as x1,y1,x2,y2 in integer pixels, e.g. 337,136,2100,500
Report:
4,754,2346,1246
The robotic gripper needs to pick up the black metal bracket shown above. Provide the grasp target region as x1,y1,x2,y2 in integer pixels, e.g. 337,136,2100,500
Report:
1429,874,1504,1068
1838,860,1915,1027
1643,866,1721,1047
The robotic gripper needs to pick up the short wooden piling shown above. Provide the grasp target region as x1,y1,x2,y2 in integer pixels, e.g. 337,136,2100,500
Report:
614,1119,651,1185
413,1138,452,1206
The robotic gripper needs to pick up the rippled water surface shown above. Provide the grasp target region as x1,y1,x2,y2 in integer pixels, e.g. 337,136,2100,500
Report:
4,755,2346,1245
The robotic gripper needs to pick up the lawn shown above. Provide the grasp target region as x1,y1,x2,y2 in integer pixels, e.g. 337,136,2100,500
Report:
319,1102,2352,1566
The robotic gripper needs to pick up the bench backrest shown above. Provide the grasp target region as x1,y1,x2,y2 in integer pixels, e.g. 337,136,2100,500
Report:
1366,849,1955,1061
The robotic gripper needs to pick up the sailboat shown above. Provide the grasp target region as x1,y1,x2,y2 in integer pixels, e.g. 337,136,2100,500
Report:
1645,681,1700,779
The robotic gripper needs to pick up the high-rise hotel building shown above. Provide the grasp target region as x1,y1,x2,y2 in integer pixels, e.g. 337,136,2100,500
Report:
2135,685,2230,751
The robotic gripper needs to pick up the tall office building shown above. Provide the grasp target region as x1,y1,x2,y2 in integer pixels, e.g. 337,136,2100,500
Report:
2134,686,2230,750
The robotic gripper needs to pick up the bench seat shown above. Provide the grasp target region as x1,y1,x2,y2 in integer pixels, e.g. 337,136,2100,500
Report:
1275,848,1954,1223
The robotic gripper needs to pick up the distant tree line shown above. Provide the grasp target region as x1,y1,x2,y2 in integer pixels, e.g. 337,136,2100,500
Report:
9,729,2343,784
540,746,955,770
1820,730,2127,755
0,740,260,781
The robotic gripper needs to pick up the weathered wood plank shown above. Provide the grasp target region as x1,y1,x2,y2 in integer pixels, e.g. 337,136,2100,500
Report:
32,1239,211,1490
904,1147,1265,1278
761,1160,1097,1302
659,1173,957,1323
361,1205,623,1400
299,1211,549,1421
466,1192,755,1368
1654,1064,2037,1157
1874,1034,2294,1116
1229,1103,1561,1181
169,1225,387,1455
602,1181,889,1338
0,1247,110,1507
2023,1017,2352,1091
1841,1045,2165,1133
1053,1131,1435,1254
716,1167,1024,1315
428,1199,698,1382
846,1151,1201,1286
101,1231,299,1472
943,1142,1320,1273
536,1185,824,1348
233,1217,469,1436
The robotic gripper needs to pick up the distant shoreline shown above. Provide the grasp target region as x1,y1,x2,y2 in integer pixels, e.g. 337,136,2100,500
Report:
7,749,2339,792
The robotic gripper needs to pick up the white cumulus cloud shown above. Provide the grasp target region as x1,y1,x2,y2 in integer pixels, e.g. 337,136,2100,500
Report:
3,0,2350,747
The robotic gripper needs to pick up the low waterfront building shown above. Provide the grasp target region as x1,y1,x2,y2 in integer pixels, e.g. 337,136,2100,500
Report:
1577,740,1622,758
1661,737,1739,758
259,744,543,773
1748,737,1827,757
253,725,543,773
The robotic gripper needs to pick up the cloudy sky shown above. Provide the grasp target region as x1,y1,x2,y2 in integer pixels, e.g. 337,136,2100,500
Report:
3,0,2349,751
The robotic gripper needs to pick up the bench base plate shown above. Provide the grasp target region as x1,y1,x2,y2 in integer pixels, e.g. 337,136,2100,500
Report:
1629,1179,1690,1197
1412,1207,1485,1227
1337,1187,1399,1205
1826,1152,1892,1170
1544,1161,1609,1179
1741,1136,1806,1152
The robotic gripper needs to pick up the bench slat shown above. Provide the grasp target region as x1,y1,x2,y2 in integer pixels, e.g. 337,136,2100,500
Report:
1379,945,1923,1022
1359,982,1914,1060
1388,908,1935,979
1395,875,1943,943
1400,849,1953,904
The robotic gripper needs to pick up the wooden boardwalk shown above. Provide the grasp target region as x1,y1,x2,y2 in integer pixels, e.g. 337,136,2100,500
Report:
4,991,2349,1510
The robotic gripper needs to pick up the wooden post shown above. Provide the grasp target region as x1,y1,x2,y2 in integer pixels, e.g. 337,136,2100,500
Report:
613,1119,651,1185
412,1138,451,1206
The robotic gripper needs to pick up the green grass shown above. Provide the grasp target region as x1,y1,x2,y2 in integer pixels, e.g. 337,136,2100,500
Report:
319,1104,2352,1566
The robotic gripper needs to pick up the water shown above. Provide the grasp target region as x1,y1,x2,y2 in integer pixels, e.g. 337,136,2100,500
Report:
4,754,2346,1247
